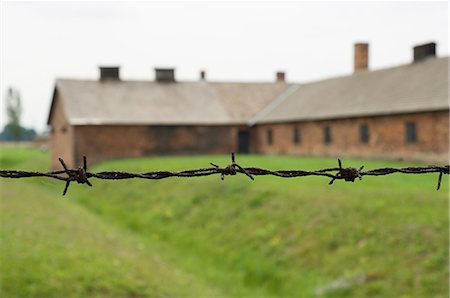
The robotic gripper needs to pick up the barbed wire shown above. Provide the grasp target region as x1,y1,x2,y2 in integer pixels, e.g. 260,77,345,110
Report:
0,153,448,196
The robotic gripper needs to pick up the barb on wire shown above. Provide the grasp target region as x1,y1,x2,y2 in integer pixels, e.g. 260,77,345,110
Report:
328,159,364,185
59,156,92,196
0,153,448,196
210,152,254,181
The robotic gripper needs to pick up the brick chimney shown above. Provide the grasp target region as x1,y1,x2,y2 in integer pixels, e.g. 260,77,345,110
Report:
413,42,436,63
155,68,175,82
99,66,120,80
354,43,369,73
200,70,206,81
276,71,285,82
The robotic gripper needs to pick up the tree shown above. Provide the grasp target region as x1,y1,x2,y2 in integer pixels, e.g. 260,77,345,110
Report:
0,87,36,142
5,87,22,141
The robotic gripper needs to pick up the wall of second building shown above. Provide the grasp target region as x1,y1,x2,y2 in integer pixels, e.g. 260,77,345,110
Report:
73,125,245,166
49,95,75,169
254,111,449,162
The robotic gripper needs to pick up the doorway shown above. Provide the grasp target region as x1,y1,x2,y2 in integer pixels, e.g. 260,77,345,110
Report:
237,130,250,154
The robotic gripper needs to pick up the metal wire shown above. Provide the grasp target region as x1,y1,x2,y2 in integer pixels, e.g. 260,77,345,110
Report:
0,153,448,195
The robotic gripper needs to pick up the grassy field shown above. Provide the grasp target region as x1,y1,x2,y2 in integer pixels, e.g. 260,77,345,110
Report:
0,148,448,297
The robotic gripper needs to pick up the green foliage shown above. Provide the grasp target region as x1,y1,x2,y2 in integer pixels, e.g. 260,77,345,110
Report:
5,87,23,141
1,148,448,297
0,124,37,141
1,87,37,141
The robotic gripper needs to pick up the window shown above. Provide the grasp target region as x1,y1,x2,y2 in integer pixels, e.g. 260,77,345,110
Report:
360,124,369,144
323,126,331,144
293,127,300,144
405,122,417,144
267,129,273,145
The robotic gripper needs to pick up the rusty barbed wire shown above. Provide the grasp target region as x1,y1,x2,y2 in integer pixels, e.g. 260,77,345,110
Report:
0,153,448,196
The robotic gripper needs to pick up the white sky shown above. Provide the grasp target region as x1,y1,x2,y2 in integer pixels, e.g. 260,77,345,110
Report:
1,1,448,132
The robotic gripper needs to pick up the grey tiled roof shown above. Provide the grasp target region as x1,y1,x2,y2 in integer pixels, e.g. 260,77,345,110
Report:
51,80,290,125
255,57,449,124
49,57,448,127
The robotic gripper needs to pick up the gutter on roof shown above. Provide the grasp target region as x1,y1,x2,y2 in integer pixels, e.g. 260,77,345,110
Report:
68,119,251,126
248,84,300,126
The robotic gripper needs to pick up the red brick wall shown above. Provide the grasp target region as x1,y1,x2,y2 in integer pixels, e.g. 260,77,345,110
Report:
51,107,448,169
254,111,449,162
73,125,244,166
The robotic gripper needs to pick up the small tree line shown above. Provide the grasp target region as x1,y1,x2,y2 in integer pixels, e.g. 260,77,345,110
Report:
1,87,36,141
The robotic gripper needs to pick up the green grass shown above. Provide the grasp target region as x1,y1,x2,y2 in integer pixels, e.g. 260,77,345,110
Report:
1,148,448,297
0,149,219,297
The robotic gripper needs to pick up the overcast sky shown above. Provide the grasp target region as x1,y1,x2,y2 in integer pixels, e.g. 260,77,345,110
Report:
1,1,448,132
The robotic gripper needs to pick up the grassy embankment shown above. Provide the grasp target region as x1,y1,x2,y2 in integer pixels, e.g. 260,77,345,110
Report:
1,148,448,297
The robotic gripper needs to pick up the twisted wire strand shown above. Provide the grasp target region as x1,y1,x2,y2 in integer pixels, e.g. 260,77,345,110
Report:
0,153,448,195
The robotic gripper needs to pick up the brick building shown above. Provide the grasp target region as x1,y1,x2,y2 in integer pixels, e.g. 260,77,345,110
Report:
47,69,289,168
48,43,449,168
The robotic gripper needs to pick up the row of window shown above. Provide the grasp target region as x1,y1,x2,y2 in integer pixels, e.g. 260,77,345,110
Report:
266,122,418,145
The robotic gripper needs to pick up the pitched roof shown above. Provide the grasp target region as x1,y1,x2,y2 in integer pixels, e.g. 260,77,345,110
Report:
254,57,449,124
50,80,290,125
49,57,448,127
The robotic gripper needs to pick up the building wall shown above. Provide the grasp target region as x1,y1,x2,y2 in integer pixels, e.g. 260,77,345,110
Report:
254,111,449,162
50,107,448,169
49,95,75,169
73,125,245,166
